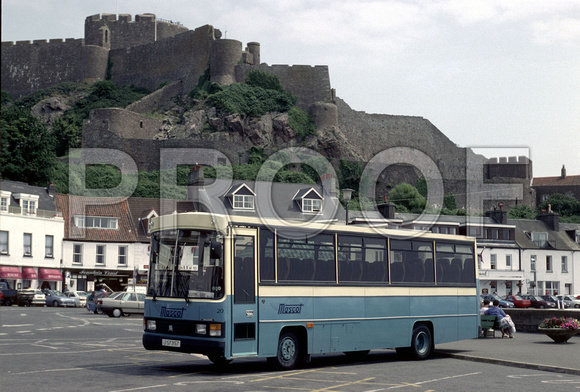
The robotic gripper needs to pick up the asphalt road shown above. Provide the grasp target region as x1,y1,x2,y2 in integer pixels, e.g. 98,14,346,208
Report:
1,306,579,392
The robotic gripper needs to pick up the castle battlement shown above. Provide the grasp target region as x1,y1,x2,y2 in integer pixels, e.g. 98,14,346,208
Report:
86,13,157,24
486,156,531,164
3,38,84,47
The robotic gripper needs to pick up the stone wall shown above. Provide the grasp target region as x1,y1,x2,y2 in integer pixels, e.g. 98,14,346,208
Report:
235,64,332,111
1,39,109,98
504,308,580,333
126,81,184,114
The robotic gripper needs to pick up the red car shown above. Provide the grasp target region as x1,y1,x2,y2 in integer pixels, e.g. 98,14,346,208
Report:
503,294,531,308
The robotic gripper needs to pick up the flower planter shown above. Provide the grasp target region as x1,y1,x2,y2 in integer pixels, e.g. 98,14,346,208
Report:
538,328,578,343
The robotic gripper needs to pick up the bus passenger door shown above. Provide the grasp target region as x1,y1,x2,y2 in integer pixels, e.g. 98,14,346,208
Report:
231,233,258,356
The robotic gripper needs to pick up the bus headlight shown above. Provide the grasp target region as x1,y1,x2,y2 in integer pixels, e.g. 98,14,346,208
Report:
209,323,222,337
196,324,207,335
146,320,156,331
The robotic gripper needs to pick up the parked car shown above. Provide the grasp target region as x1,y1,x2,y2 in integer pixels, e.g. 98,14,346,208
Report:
31,290,46,306
503,295,531,308
542,295,570,308
481,294,515,308
100,291,146,317
520,294,557,309
44,290,77,307
557,295,580,308
65,291,87,307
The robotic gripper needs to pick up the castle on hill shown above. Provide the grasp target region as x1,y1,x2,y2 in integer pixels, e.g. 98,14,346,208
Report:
1,13,535,212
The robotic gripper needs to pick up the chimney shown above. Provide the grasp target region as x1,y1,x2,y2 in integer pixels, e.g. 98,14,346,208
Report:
561,164,566,179
47,182,55,198
320,173,337,198
187,165,206,212
537,211,560,232
378,203,396,219
486,203,507,224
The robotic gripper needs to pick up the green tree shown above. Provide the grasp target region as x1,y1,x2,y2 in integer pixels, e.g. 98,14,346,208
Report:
507,204,537,219
388,183,427,213
0,106,56,185
539,194,580,217
416,177,428,198
444,193,457,210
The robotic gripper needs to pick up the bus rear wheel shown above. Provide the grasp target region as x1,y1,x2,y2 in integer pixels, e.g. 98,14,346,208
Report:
270,331,299,370
410,325,433,360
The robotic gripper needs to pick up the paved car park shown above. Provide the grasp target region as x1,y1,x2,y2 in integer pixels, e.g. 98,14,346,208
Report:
1,306,579,392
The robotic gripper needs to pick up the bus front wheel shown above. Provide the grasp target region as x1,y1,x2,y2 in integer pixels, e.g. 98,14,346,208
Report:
270,331,299,370
410,325,433,360
208,355,232,367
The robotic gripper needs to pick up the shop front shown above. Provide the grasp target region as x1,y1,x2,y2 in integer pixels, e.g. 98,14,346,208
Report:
38,268,63,291
0,265,22,290
479,270,525,296
65,269,133,293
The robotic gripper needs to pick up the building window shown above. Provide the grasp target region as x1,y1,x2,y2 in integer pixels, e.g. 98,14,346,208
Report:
531,232,548,247
490,254,497,270
96,245,105,265
118,246,127,266
73,244,83,264
501,230,510,240
303,198,322,212
73,216,118,229
0,231,8,254
545,281,559,295
0,193,9,212
233,195,254,209
546,255,552,272
23,233,32,256
506,254,512,268
530,255,536,271
561,256,568,273
22,199,36,215
45,235,54,258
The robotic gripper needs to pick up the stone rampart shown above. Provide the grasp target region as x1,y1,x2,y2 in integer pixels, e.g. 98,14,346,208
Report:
235,64,332,111
126,81,184,114
1,38,109,98
108,26,215,94
84,13,188,50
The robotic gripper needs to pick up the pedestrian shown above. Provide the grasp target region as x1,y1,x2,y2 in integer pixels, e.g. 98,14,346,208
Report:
484,299,515,338
480,298,490,315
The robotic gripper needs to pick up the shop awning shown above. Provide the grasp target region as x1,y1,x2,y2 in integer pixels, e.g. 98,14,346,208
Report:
0,266,22,279
22,267,38,279
38,268,62,281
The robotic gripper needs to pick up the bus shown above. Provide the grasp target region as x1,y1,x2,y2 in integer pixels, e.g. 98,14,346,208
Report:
142,211,479,370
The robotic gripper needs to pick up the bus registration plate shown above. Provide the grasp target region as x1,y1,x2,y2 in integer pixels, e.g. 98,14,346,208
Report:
162,339,181,348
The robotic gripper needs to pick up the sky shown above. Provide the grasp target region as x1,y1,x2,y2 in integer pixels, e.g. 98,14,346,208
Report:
2,0,579,178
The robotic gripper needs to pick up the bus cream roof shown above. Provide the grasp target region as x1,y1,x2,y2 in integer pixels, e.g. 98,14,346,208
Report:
150,211,475,244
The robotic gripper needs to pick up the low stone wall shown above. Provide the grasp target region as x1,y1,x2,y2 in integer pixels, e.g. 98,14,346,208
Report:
504,309,580,333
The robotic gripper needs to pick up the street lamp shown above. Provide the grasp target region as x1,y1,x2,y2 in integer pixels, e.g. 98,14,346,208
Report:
342,188,354,225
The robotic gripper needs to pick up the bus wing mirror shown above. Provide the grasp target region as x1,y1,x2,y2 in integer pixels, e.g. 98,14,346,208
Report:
210,240,223,259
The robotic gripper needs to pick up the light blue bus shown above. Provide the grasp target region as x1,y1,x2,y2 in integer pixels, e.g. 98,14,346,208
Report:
142,212,479,370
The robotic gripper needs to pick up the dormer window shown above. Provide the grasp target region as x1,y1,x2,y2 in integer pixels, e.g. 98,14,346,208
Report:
13,193,39,215
0,190,11,212
227,184,255,210
531,232,548,248
74,215,118,229
140,210,158,235
293,188,323,213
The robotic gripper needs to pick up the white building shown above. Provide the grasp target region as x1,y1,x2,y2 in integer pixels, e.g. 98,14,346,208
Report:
0,180,64,291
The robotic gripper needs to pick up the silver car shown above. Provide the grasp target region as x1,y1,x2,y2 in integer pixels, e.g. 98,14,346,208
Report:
100,292,145,317
557,295,580,308
44,290,77,307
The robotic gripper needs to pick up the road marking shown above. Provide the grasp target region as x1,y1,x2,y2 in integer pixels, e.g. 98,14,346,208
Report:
1,324,34,327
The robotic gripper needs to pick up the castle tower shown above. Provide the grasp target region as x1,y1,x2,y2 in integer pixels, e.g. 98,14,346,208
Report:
210,39,243,85
246,42,260,65
310,102,338,130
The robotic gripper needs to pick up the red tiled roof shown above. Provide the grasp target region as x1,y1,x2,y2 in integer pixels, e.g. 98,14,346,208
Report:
55,194,137,242
532,175,580,187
